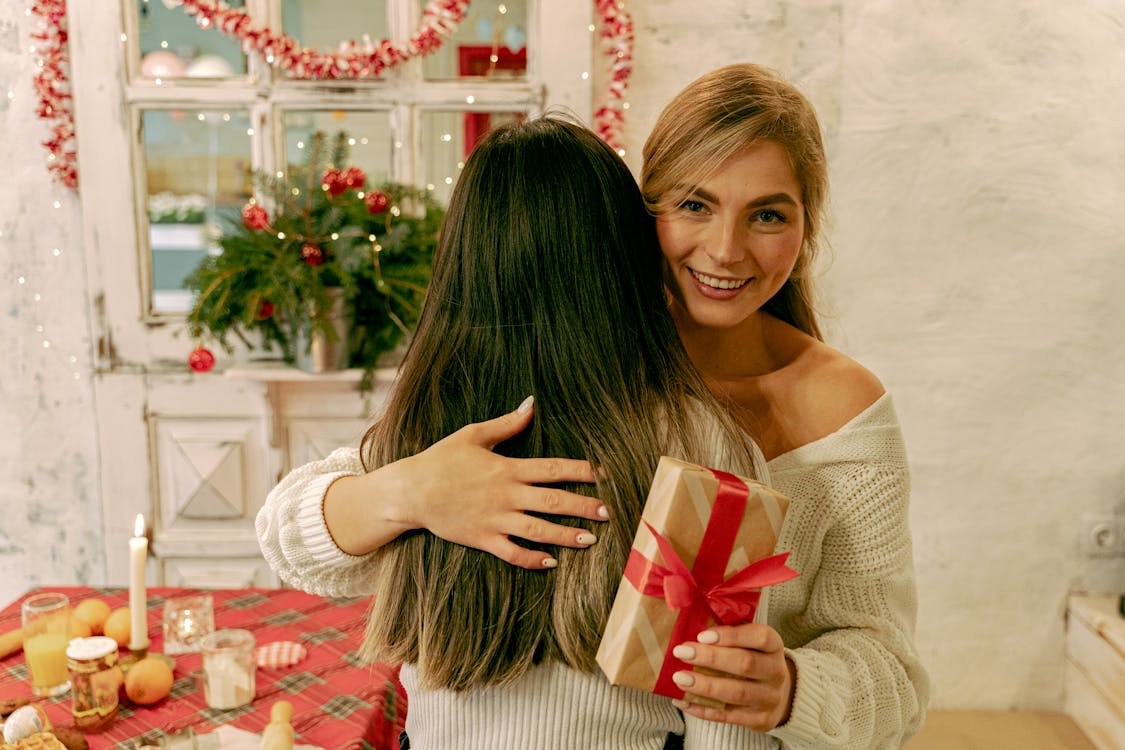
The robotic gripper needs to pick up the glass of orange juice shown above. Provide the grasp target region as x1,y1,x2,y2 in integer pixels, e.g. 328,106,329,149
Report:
22,592,72,696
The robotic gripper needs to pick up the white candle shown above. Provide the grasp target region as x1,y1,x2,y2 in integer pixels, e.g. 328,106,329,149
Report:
129,513,149,651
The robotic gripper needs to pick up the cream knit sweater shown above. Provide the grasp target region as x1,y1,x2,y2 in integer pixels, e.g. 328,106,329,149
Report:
256,393,928,749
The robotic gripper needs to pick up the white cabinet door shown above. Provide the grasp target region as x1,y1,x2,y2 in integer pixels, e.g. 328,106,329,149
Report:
162,557,277,589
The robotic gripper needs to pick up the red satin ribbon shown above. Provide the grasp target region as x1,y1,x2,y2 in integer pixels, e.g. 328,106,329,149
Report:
622,468,799,698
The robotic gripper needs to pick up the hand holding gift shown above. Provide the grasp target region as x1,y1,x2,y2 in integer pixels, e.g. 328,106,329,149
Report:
670,622,797,731
596,456,798,721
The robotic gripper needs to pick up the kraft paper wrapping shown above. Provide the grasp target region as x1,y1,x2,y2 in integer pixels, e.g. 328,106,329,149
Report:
596,456,792,699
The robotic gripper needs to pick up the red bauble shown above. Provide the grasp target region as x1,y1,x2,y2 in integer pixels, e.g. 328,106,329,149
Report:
342,166,366,189
256,299,274,320
365,190,390,214
241,203,269,230
188,346,216,373
321,168,347,196
301,243,325,266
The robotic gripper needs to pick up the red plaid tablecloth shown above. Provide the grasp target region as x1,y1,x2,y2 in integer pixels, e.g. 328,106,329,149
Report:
0,587,406,750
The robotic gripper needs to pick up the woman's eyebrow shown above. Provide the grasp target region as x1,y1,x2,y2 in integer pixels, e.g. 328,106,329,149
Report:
677,186,800,208
746,192,800,208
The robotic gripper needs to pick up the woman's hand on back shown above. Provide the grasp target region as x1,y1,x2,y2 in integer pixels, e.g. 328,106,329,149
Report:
386,396,606,569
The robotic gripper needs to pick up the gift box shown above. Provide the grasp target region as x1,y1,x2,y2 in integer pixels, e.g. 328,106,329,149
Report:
596,456,797,700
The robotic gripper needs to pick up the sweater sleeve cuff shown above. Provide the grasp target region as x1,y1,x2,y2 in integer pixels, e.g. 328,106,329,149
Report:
768,648,839,747
294,470,358,564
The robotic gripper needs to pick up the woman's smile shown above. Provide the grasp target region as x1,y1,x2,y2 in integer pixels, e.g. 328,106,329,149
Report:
688,268,752,298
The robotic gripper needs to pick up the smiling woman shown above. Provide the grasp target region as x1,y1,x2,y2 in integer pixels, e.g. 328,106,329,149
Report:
655,141,806,333
256,63,930,749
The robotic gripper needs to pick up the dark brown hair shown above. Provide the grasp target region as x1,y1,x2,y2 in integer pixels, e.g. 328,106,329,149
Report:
358,115,753,690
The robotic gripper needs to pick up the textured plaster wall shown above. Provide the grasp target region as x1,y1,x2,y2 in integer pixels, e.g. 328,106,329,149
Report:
0,1,101,603
0,0,1123,713
624,0,1125,710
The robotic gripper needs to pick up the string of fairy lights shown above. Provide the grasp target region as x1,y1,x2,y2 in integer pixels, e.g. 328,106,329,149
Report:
3,4,82,382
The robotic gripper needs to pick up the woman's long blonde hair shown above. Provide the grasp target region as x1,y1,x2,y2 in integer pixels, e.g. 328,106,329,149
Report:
358,116,754,691
642,63,829,339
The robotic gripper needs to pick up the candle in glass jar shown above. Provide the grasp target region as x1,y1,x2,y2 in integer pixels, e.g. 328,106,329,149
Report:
128,514,149,651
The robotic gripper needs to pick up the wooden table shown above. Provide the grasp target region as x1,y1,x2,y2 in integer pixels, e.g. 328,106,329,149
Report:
0,587,405,750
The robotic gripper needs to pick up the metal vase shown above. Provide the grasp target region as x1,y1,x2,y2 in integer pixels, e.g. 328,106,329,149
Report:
296,287,349,373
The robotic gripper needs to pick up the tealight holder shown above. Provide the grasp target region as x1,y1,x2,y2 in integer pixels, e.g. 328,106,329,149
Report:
162,595,215,655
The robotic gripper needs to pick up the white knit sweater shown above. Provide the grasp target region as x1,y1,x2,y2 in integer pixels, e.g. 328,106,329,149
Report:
256,393,928,749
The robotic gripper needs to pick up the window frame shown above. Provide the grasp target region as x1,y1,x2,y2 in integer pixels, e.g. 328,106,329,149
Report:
69,0,593,369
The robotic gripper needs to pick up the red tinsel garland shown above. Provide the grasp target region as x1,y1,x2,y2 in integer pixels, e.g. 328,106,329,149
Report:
29,0,634,190
594,0,634,152
176,0,470,79
30,0,77,189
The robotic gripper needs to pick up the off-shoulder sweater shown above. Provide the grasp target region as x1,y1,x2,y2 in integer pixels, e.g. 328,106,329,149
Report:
256,393,928,749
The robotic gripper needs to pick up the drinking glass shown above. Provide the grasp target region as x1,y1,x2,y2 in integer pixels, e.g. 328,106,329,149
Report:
22,592,71,696
162,595,214,655
200,629,255,709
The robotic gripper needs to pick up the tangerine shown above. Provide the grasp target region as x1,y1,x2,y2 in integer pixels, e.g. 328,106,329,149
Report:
103,607,131,648
68,616,92,638
124,656,173,706
73,599,112,635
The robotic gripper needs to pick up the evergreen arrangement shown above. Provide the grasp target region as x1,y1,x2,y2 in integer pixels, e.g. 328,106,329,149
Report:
185,131,443,388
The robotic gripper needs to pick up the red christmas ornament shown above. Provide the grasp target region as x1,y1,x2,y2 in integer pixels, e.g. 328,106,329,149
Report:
321,168,347,196
256,299,274,320
365,190,390,214
188,346,216,373
342,166,366,189
301,243,325,266
241,203,269,229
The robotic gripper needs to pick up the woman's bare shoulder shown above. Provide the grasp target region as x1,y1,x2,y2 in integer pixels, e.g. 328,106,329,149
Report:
788,340,886,438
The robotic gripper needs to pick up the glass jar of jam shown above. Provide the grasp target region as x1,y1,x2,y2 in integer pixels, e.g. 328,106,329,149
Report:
66,636,120,732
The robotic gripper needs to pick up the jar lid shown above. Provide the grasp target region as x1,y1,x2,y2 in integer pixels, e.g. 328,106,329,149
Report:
66,635,119,660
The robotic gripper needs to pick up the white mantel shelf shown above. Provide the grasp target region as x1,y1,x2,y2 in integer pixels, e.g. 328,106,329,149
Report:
223,362,400,385
221,363,399,450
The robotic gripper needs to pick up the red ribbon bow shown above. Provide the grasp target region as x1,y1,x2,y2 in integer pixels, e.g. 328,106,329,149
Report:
621,468,798,698
629,521,798,624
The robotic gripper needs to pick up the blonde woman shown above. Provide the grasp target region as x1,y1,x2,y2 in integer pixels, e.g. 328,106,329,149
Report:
259,65,929,749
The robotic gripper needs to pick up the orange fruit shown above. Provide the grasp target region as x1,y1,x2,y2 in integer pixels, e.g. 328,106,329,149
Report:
68,616,92,638
124,656,173,705
103,607,132,648
73,599,112,635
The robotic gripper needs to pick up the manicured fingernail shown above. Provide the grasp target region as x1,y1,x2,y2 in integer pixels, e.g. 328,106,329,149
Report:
542,557,557,568
517,395,534,415
697,630,718,644
672,671,694,687
576,532,597,545
672,644,695,660
596,505,609,519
